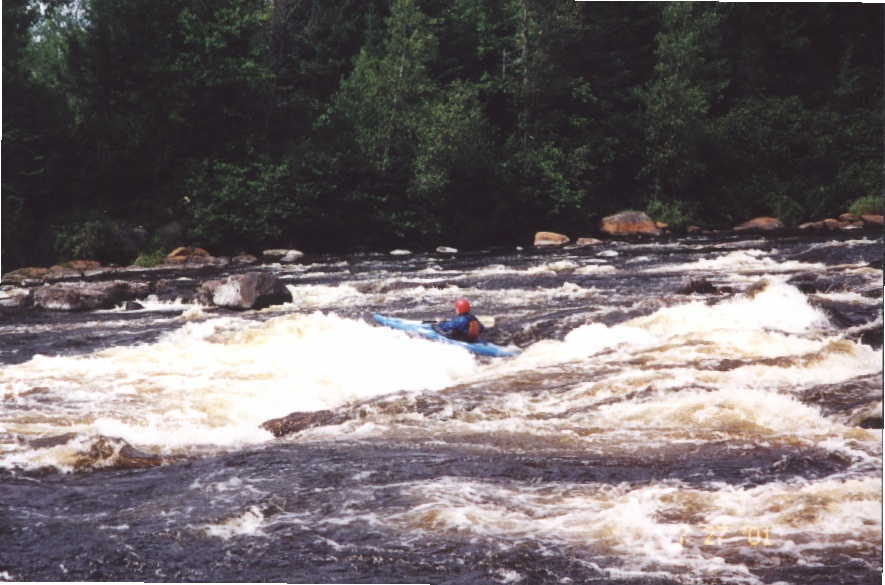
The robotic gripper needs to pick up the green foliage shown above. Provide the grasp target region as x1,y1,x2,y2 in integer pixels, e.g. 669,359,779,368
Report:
53,217,141,265
133,249,167,268
646,199,695,230
186,158,295,251
2,1,883,269
848,195,885,216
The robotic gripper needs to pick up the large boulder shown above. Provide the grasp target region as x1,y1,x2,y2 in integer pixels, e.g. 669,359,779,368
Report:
166,246,211,264
534,231,570,246
599,211,660,236
34,281,150,311
733,217,784,232
197,272,290,310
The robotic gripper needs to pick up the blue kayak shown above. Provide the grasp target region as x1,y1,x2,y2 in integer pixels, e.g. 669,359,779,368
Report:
372,314,520,358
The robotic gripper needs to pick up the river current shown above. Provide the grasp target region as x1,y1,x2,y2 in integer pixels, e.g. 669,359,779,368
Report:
1,233,882,584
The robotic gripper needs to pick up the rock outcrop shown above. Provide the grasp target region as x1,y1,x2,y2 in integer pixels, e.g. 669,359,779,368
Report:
34,281,150,311
197,272,289,310
534,232,570,246
2,267,51,285
599,211,660,236
733,217,784,232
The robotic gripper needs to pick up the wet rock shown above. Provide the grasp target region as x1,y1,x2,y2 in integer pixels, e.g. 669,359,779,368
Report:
2,267,50,285
734,216,784,232
743,278,770,298
261,409,347,437
846,401,883,429
124,301,144,311
858,324,883,349
34,281,150,311
0,287,33,309
197,272,289,310
599,211,660,236
262,249,287,261
262,249,303,263
799,218,846,231
534,231,570,246
798,373,883,421
676,278,719,295
839,213,859,223
574,237,603,247
861,214,883,227
231,253,258,265
46,265,82,280
281,250,305,263
26,434,173,471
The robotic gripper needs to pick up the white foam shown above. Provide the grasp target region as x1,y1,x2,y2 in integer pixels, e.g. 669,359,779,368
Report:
0,312,478,467
650,249,827,274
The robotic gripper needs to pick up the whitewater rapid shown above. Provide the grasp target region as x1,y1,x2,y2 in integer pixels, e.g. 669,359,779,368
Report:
1,233,881,584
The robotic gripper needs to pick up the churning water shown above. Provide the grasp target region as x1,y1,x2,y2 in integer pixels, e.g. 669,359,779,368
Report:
1,233,882,584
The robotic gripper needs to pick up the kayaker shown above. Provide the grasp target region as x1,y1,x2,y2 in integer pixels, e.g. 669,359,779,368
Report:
434,299,484,342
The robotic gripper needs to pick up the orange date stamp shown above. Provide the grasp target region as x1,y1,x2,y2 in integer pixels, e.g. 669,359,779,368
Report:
679,525,772,547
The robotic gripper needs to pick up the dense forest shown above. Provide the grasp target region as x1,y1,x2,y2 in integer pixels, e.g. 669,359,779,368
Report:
3,0,883,270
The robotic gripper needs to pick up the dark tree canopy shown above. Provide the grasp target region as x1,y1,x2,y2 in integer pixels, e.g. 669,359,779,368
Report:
3,0,882,269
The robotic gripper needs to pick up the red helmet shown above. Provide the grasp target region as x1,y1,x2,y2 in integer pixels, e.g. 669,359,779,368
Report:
454,299,470,314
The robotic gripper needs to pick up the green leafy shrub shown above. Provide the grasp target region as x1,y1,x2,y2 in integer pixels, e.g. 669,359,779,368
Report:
646,199,695,229
848,195,884,216
54,217,141,265
186,158,295,252
133,250,167,267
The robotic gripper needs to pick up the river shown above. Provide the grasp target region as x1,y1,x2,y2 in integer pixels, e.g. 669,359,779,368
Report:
1,232,882,584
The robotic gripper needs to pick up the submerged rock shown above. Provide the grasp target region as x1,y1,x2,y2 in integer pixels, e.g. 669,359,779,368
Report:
197,272,289,310
676,277,720,295
599,211,660,236
534,231,570,246
34,281,150,311
733,216,784,232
